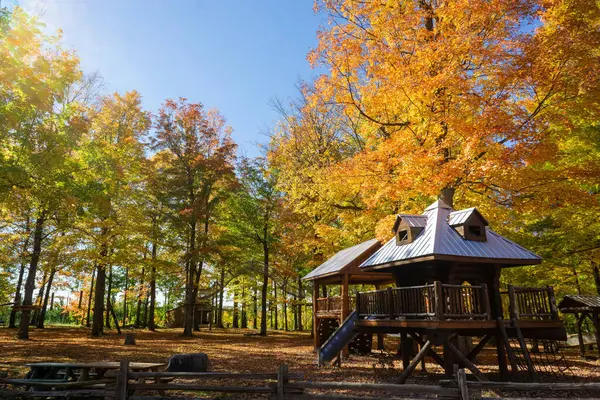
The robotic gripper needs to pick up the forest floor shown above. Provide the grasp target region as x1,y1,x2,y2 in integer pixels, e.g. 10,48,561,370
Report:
1,327,600,397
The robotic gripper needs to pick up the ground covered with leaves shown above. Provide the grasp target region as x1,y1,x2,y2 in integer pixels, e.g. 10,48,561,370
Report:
1,327,600,398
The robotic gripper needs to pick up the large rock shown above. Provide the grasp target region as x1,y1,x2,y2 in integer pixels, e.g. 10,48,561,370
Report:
166,353,210,372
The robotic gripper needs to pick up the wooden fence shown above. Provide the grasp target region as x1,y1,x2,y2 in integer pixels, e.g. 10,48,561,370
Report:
3,361,600,399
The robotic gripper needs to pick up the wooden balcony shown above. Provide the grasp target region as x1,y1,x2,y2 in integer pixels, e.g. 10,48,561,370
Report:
315,296,356,318
356,282,491,321
352,283,563,337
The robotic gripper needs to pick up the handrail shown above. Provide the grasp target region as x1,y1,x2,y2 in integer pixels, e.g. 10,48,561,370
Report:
357,282,491,321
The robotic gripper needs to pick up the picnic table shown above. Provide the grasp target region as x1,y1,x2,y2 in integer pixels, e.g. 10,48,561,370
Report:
5,362,165,391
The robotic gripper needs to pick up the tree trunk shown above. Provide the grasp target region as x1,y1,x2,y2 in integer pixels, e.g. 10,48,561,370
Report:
440,187,455,208
86,267,96,327
122,266,129,326
91,263,106,336
232,291,239,328
260,242,269,336
183,216,197,337
91,234,109,337
592,261,600,297
18,211,46,340
30,268,49,326
148,241,157,331
143,295,149,328
273,280,278,330
297,276,303,331
283,280,288,331
217,266,225,328
135,267,145,328
9,214,31,329
105,266,113,329
37,268,56,329
241,282,247,329
253,285,258,330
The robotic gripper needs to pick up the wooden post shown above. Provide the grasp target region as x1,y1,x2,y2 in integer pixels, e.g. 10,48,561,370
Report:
434,281,444,320
276,364,287,400
401,332,410,369
575,313,586,357
341,273,350,358
481,283,491,320
457,367,469,400
387,287,394,319
591,312,600,358
356,292,361,316
508,285,519,319
312,282,319,350
116,359,129,400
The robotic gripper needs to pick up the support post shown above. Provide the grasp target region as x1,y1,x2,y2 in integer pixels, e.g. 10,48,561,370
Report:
508,285,519,320
481,283,491,320
401,332,410,369
575,313,586,357
116,359,129,400
312,282,319,350
341,273,350,358
434,281,444,320
591,312,600,358
387,287,394,319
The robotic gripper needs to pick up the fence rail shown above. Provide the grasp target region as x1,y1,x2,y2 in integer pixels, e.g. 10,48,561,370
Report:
3,362,600,399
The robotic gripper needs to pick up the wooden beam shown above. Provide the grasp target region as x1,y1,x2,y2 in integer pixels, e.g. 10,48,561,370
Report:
513,318,538,382
408,332,445,368
497,317,518,377
467,335,491,362
395,340,433,384
445,341,488,382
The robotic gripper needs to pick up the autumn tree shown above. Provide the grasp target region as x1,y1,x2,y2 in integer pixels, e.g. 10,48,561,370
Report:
229,158,283,335
153,99,236,336
76,91,150,336
277,0,598,216
1,7,87,339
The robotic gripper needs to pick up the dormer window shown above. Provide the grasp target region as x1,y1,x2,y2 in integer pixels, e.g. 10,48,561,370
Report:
397,229,409,243
392,214,426,246
449,208,488,242
468,225,482,237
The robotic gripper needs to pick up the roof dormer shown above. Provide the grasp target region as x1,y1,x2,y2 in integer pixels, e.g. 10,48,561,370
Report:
392,214,427,246
448,207,488,242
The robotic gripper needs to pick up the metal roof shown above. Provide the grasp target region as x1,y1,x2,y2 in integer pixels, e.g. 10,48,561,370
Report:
361,200,541,268
303,239,380,281
558,295,600,311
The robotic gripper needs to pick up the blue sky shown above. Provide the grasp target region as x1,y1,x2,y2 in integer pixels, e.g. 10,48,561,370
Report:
18,0,324,157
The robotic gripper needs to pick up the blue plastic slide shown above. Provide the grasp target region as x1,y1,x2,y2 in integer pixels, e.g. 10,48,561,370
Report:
317,310,359,365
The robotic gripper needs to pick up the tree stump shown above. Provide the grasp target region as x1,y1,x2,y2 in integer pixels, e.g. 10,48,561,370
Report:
124,332,136,345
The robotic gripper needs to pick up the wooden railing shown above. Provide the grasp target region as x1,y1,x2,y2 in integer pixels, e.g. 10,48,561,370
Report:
502,285,559,321
356,282,491,321
441,283,490,320
315,296,342,315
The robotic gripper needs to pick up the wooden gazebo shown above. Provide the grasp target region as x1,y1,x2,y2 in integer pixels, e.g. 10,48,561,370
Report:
353,200,566,382
303,239,394,354
306,199,566,382
558,295,600,358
